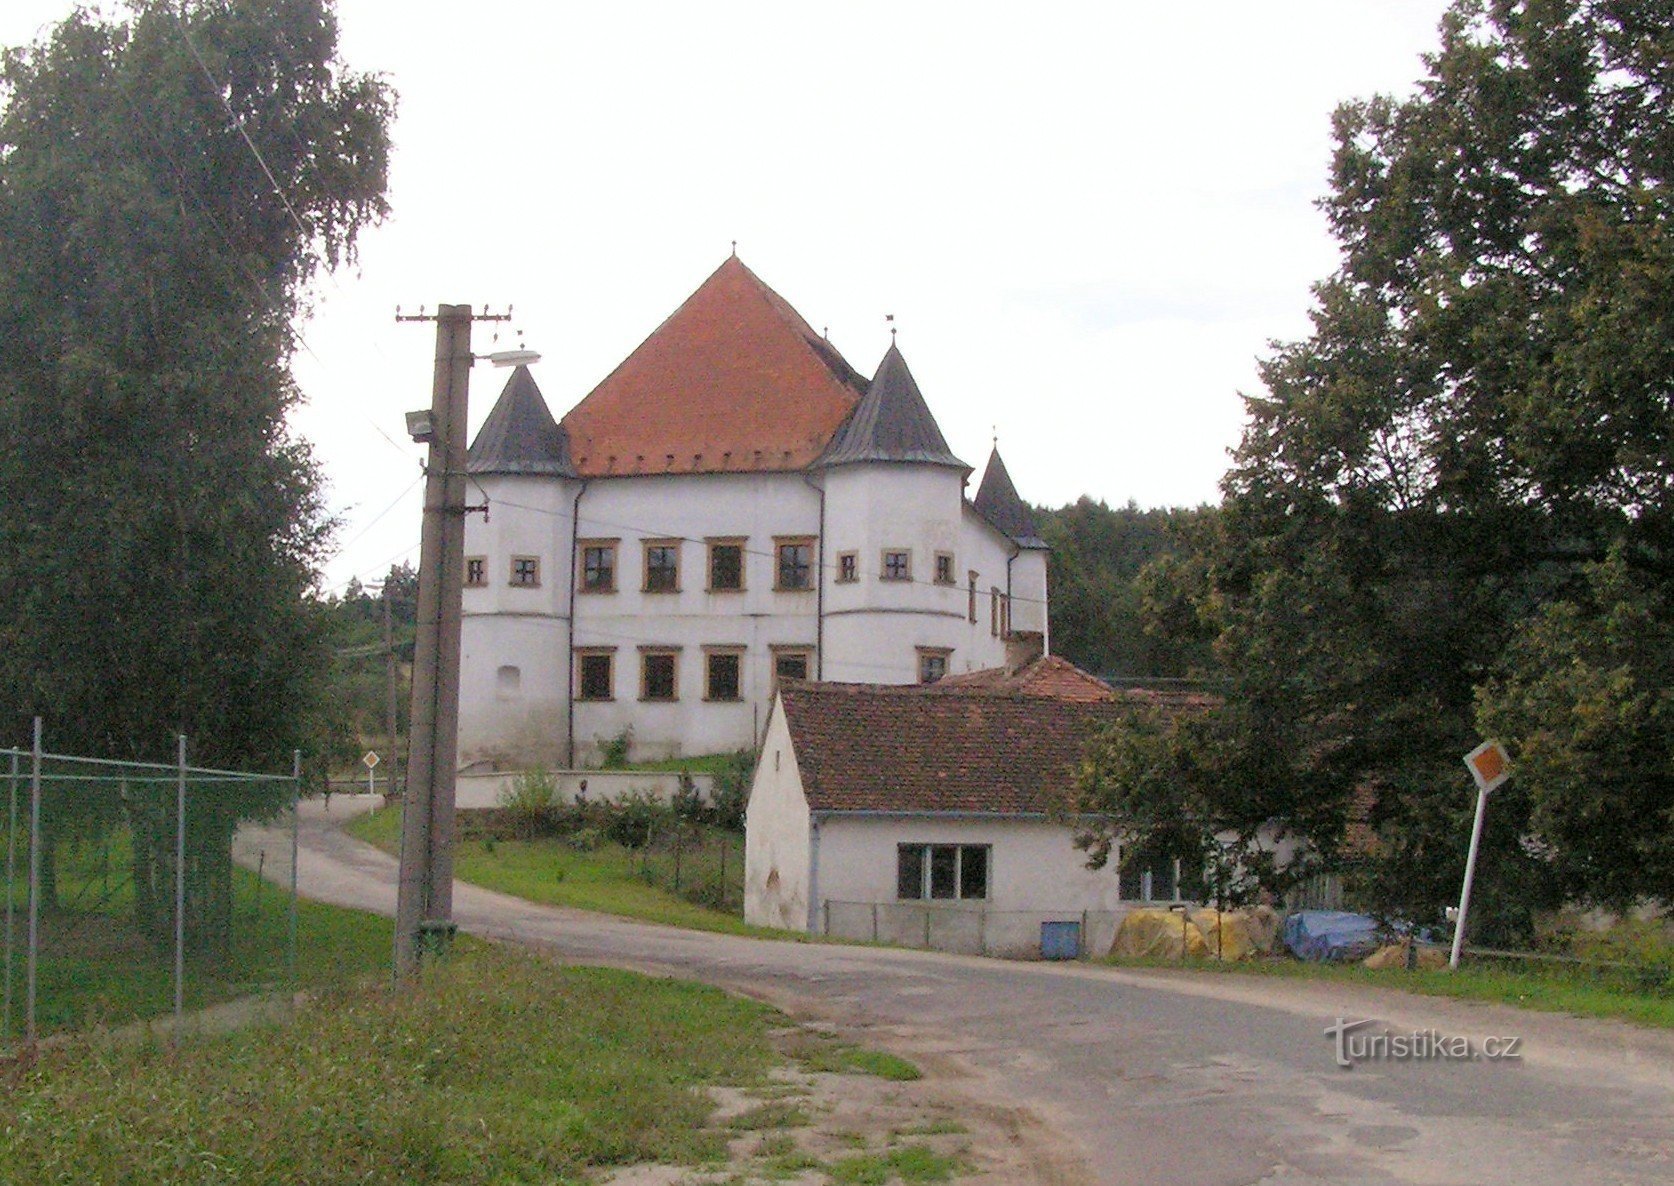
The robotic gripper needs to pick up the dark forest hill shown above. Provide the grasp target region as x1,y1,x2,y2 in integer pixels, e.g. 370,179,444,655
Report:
1036,498,1216,681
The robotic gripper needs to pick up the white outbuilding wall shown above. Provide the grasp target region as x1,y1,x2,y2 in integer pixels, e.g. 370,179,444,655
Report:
743,703,815,931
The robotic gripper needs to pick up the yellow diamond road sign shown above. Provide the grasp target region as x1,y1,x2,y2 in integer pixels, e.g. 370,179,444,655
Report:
1464,740,1510,793
363,751,380,770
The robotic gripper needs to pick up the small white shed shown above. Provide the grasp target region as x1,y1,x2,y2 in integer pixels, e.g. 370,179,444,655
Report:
745,678,1159,956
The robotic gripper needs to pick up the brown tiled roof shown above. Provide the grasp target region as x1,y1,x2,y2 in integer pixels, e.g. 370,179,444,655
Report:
933,655,1120,702
561,256,870,477
778,681,1125,815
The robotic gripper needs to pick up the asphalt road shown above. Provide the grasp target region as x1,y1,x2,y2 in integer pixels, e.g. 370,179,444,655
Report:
297,799,1674,1185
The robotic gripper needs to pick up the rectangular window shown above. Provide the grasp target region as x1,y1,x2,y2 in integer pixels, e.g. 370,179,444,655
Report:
1118,845,1179,902
705,650,742,701
644,541,680,593
896,844,990,901
772,649,811,682
934,552,955,585
917,648,950,684
580,541,617,593
776,538,814,590
577,651,614,701
510,555,540,587
836,551,858,583
881,549,911,581
640,650,678,701
707,540,744,592
967,570,978,623
990,587,1001,636
465,557,487,587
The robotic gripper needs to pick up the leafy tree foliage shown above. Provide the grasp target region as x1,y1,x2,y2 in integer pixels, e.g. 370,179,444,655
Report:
0,1,392,950
1073,0,1673,932
1039,498,1218,678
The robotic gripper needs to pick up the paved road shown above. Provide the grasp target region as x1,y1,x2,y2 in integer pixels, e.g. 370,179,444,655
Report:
298,799,1674,1185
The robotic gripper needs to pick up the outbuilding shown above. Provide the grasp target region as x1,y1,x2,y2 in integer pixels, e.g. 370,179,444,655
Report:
745,677,1172,957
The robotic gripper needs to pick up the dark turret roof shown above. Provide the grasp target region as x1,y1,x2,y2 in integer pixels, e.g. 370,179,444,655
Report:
973,446,1046,547
468,366,576,477
818,343,967,471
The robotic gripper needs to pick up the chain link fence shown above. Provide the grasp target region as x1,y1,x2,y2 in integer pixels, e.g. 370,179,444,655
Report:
2,725,299,1048
823,899,1125,960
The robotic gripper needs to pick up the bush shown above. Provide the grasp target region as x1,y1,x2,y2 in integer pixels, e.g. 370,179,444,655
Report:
1571,920,1674,997
498,767,558,838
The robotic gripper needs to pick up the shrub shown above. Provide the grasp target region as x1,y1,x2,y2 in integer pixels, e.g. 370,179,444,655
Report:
499,767,558,838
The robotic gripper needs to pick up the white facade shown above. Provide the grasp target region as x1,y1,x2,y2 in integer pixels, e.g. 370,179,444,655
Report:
460,459,1040,767
744,691,1127,954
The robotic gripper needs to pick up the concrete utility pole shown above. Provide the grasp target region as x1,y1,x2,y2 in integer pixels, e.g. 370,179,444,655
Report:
395,305,483,977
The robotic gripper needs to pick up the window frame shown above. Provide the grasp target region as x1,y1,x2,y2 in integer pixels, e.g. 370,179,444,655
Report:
896,843,991,902
706,538,746,593
579,539,619,594
916,646,951,685
575,648,615,701
638,647,680,702
510,555,541,587
703,647,744,702
967,570,978,623
642,539,681,594
465,556,487,588
835,550,859,584
775,536,815,591
881,548,912,582
770,646,813,684
933,551,955,586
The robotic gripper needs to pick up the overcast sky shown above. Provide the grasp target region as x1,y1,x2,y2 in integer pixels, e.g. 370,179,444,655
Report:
2,1,1455,593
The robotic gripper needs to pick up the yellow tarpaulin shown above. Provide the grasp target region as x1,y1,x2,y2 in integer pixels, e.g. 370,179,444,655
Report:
1111,908,1209,959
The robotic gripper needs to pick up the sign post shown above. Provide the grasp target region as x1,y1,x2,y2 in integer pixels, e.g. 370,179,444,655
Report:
1450,740,1511,969
363,750,380,797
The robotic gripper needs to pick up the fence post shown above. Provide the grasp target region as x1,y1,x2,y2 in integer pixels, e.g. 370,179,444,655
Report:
5,749,17,1044
1081,910,1090,960
26,717,43,1046
923,907,931,949
872,902,879,943
174,734,187,1026
290,750,301,991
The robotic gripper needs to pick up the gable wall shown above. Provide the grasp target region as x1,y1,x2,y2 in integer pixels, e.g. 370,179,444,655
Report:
743,701,814,930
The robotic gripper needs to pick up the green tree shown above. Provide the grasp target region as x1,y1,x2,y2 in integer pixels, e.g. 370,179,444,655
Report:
0,0,392,952
1039,498,1218,678
1078,0,1672,934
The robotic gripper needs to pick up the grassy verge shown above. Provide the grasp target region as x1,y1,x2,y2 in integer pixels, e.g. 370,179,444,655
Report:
6,867,392,1041
0,944,784,1182
349,806,794,939
1104,953,1674,1027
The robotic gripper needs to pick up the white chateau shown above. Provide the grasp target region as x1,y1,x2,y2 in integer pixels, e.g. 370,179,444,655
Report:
458,257,1050,767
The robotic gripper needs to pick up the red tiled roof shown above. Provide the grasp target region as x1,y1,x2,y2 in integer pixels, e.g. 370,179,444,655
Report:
561,257,870,477
933,655,1120,702
779,682,1126,815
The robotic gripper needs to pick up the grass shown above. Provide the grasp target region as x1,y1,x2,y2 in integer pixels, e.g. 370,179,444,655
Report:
0,944,784,1183
4,847,392,1041
829,1145,961,1184
1105,952,1674,1027
349,806,794,939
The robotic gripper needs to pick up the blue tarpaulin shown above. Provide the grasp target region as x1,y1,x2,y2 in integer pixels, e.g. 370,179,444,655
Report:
1283,911,1386,962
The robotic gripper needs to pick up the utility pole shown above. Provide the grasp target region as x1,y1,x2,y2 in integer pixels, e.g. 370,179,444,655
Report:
393,303,509,977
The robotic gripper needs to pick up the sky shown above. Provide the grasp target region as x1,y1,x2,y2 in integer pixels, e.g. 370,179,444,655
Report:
1,1,1456,594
